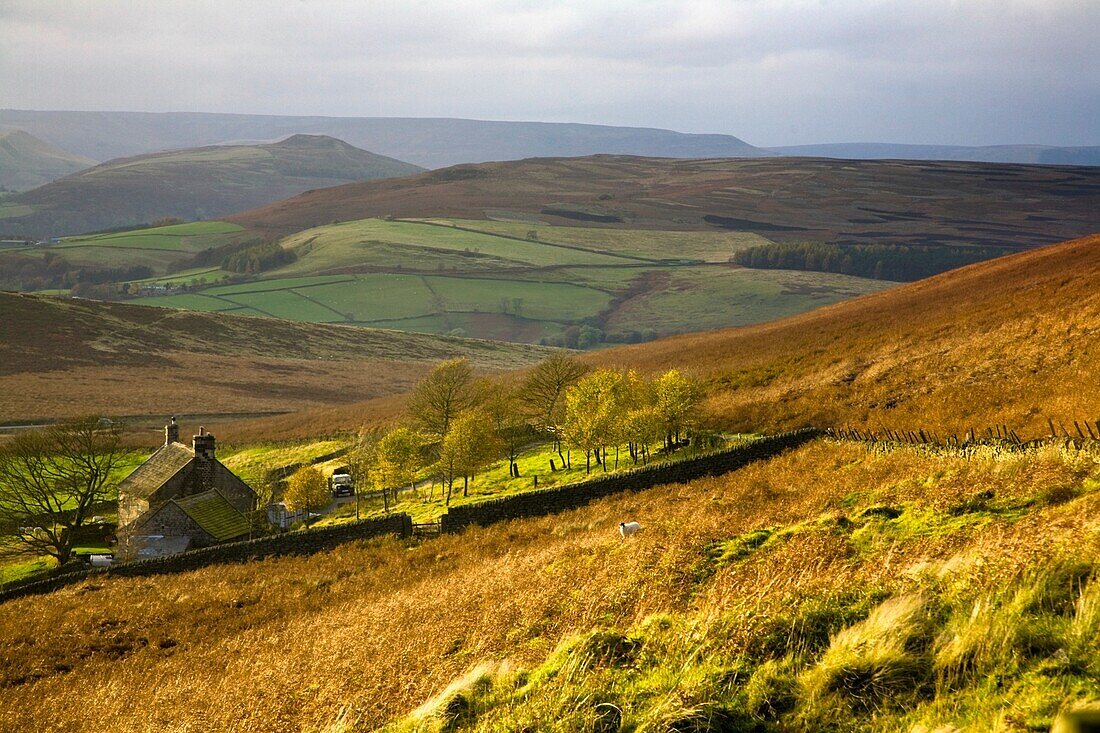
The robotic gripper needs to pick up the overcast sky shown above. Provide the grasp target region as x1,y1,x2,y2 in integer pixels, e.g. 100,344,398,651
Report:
1,0,1097,147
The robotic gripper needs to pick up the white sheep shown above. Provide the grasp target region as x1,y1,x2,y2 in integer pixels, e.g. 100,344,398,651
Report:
619,521,642,538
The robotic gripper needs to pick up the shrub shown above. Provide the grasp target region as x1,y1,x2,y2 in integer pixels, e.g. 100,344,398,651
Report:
581,630,642,668
935,562,1096,690
745,590,889,660
660,703,764,733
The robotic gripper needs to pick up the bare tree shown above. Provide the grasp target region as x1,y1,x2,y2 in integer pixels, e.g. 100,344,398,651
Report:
0,417,129,566
406,358,483,443
521,354,589,462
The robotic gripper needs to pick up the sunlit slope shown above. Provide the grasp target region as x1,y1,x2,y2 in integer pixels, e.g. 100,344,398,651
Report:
0,439,1096,731
594,234,1100,436
0,292,552,422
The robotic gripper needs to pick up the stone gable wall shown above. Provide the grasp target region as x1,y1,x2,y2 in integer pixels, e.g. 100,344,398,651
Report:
212,462,259,514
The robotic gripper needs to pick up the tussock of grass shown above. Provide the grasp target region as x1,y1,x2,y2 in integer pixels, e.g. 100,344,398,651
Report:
800,593,938,714
744,656,800,719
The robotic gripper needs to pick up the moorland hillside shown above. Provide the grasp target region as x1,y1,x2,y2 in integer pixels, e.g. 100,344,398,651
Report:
230,155,1100,250
0,135,422,237
0,292,551,424
0,129,95,192
597,234,1100,437
0,431,1096,731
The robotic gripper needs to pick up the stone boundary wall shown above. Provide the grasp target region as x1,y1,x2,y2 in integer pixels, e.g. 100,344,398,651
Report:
0,429,824,604
440,428,823,533
0,513,412,603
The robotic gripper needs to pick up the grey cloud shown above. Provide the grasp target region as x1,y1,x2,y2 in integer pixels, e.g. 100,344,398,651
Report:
0,0,1096,146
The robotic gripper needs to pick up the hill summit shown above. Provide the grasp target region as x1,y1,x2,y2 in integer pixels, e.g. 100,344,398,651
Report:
0,129,96,192
0,135,423,237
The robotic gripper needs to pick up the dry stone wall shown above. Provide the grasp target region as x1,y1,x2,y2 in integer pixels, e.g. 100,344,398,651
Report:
440,429,822,533
0,513,412,603
1,430,823,603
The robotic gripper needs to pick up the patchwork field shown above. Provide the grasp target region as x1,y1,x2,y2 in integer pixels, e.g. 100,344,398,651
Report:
15,153,1094,348
121,217,887,344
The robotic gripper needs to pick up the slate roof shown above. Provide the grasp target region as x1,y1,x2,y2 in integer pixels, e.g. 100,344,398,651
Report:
173,490,251,542
118,442,194,499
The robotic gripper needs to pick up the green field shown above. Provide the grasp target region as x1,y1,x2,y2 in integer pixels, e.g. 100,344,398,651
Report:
123,216,897,344
129,265,233,287
416,217,772,261
138,272,613,334
17,221,246,273
275,218,639,276
603,266,893,334
56,221,244,250
220,439,348,488
0,202,33,219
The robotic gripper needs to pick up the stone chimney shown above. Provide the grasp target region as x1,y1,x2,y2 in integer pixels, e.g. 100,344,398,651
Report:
165,416,180,446
192,427,217,490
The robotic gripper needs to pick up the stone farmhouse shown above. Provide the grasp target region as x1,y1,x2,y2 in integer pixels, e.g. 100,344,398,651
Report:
117,419,259,558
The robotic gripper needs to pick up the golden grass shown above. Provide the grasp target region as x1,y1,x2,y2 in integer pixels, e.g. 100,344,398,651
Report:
591,235,1100,438
0,438,1096,731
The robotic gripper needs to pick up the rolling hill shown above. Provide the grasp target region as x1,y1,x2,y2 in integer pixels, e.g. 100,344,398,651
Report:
0,135,422,237
0,129,96,193
3,109,1099,168
0,292,552,426
594,233,1100,439
0,110,761,169
222,231,1100,445
229,155,1100,251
